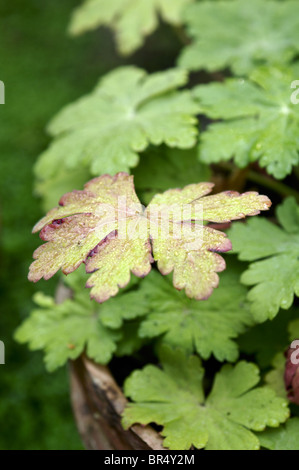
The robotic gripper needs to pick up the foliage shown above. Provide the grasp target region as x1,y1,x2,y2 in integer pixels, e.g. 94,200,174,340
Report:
122,347,289,450
15,292,120,371
15,269,150,371
259,418,299,450
35,67,199,179
229,197,299,322
194,65,299,179
0,0,104,450
17,262,254,370
179,0,299,74
10,0,299,451
28,173,270,302
138,264,253,362
69,0,194,55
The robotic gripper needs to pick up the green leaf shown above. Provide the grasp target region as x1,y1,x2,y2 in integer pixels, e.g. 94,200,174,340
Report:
36,145,210,212
99,290,149,329
15,267,150,370
259,418,299,450
138,264,253,362
265,353,287,399
29,173,271,303
133,146,211,205
194,65,299,179
14,290,121,372
179,0,299,74
122,347,289,450
277,197,299,234
69,0,194,55
64,266,148,329
229,197,299,321
35,67,199,179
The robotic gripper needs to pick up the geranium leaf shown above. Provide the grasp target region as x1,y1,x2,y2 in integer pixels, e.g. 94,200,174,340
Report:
69,0,194,55
29,173,153,303
149,187,271,300
14,290,121,372
98,290,150,329
259,418,299,450
122,347,289,450
35,67,199,180
29,173,271,302
138,264,253,362
229,197,299,321
15,268,150,370
193,65,299,179
179,0,299,74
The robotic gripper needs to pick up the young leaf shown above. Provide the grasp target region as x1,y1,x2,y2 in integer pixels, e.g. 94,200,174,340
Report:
35,67,199,179
14,291,121,372
259,418,299,450
122,347,289,450
229,197,299,321
29,173,271,303
194,65,299,179
179,0,299,74
138,265,253,362
69,0,194,55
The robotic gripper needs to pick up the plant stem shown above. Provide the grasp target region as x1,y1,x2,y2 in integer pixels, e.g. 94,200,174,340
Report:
248,170,299,202
215,161,299,201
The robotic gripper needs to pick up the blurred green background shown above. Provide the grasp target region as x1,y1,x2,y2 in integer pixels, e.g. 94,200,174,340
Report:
0,0,180,449
0,0,103,450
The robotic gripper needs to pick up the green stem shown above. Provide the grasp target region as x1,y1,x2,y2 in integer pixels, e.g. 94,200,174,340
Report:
248,170,299,202
215,161,299,201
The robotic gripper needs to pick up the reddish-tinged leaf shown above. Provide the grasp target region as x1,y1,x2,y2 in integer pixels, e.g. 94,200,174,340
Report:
201,191,271,223
85,232,153,302
29,173,271,302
